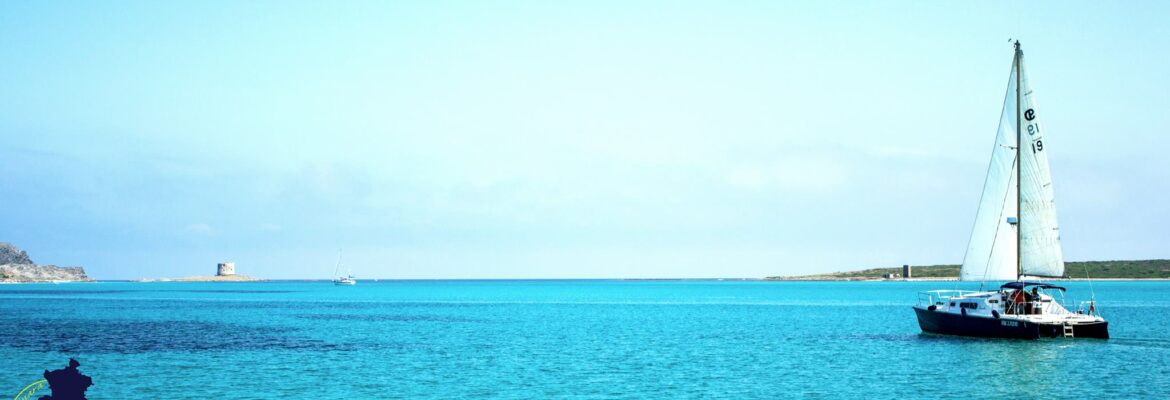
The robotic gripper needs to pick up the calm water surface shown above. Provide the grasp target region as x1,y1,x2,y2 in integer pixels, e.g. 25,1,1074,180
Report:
1,280,1167,398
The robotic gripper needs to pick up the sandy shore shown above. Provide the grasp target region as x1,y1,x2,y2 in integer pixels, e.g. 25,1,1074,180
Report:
137,275,264,282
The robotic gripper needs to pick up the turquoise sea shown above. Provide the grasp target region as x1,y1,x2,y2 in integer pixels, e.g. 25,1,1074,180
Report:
2,280,1168,399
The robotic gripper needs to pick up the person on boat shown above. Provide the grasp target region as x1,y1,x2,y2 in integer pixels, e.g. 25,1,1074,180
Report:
1031,287,1041,314
1009,289,1026,314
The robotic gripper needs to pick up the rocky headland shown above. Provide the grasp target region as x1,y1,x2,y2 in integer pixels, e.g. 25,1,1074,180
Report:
0,242,91,283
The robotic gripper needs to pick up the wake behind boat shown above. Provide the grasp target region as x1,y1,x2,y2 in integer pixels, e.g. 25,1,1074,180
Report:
912,42,1107,339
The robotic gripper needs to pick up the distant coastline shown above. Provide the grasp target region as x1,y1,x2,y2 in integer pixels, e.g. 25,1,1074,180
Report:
763,276,1170,282
4,237,1167,283
767,259,1170,281
136,275,264,282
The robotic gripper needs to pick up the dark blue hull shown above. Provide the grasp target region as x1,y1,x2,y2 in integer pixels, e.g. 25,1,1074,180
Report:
913,306,1108,339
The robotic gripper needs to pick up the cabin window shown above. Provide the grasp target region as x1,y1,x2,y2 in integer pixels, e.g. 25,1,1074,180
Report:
988,299,999,304
960,302,978,309
949,302,955,307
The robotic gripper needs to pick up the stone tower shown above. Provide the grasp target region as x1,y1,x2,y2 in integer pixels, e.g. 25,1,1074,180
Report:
217,262,236,276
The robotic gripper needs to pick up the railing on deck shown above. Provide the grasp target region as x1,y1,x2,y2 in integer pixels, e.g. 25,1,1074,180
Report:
1075,300,1101,317
916,290,978,307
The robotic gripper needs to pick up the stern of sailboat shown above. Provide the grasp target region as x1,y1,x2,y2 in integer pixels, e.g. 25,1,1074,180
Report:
1037,321,1109,339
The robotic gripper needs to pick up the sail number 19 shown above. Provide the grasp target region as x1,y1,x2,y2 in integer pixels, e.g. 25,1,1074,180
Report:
1027,123,1043,153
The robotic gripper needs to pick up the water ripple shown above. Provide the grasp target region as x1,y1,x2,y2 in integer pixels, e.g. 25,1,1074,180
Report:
0,319,349,354
296,314,483,323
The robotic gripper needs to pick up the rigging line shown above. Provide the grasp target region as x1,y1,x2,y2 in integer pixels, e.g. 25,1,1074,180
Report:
967,52,1022,290
980,153,1018,291
1015,42,1023,282
1084,263,1097,313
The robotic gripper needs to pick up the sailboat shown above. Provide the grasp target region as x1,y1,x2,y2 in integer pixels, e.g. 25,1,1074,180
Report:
912,42,1108,339
332,250,356,286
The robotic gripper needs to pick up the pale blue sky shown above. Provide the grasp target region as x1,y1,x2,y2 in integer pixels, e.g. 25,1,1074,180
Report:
2,1,1167,279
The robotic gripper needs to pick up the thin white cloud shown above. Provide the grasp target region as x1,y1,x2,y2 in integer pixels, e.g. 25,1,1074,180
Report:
725,155,850,195
185,223,214,235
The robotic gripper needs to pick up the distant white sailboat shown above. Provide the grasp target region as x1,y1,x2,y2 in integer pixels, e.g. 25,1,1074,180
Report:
912,41,1107,339
332,250,356,286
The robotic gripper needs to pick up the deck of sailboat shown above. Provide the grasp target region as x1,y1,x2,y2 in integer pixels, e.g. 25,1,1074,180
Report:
912,303,1108,339
917,289,1102,321
914,287,1106,339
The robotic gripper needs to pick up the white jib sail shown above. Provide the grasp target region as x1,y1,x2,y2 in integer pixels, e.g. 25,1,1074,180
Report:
960,56,1020,282
1016,52,1065,278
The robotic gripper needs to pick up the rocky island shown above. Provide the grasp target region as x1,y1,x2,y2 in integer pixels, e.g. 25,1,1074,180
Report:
138,262,263,282
0,242,92,283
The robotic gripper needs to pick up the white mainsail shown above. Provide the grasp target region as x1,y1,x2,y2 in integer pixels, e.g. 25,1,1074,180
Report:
960,45,1064,282
960,61,1020,282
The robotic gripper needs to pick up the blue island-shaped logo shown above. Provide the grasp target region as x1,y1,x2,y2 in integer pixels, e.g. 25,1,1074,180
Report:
14,359,92,400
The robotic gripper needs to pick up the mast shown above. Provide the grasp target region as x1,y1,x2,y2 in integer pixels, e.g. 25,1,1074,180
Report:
1014,40,1022,281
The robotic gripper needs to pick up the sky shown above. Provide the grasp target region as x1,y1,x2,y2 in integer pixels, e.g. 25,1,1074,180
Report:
1,1,1167,279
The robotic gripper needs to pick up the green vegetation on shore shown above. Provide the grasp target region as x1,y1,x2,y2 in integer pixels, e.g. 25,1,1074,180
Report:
768,259,1170,280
